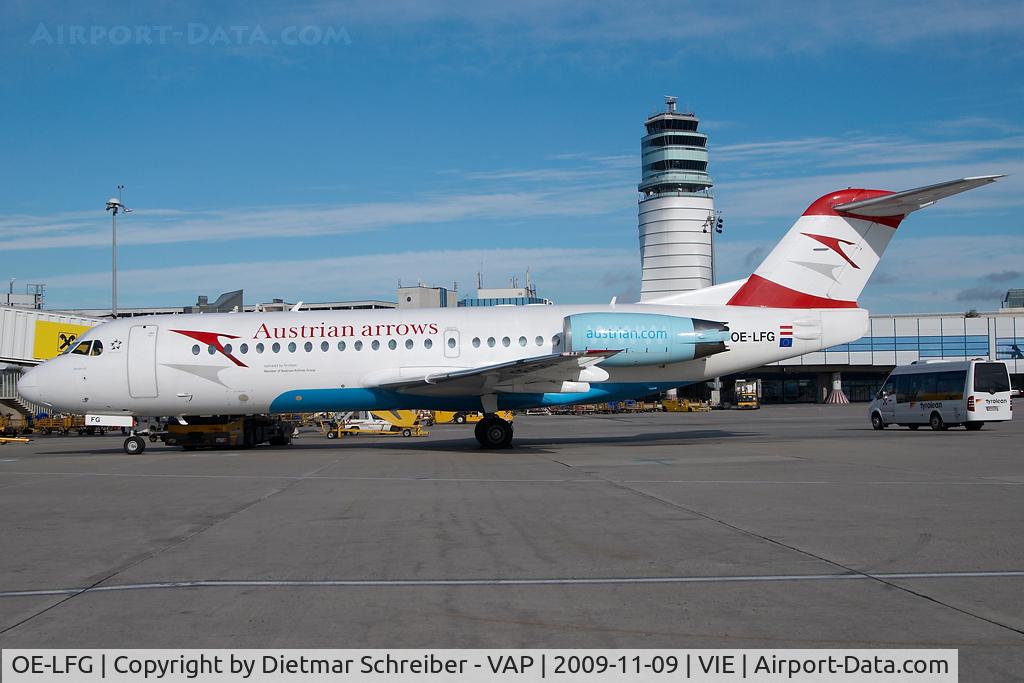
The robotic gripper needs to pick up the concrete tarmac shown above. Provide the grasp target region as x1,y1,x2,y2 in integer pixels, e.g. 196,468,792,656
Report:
0,404,1021,678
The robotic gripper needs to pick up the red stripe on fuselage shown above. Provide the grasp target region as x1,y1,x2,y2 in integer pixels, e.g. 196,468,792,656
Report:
727,274,858,308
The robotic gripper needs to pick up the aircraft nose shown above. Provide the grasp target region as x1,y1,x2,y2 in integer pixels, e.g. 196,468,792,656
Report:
17,366,46,405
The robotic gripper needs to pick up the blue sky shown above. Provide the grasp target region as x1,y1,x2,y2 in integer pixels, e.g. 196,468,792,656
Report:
1,0,1022,313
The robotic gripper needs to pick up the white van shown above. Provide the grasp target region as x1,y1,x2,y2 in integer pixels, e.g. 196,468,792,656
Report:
869,360,1012,431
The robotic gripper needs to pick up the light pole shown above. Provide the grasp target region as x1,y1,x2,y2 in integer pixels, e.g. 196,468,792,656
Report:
105,186,130,318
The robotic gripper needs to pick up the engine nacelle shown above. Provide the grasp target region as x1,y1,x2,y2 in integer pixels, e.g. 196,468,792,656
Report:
563,313,729,367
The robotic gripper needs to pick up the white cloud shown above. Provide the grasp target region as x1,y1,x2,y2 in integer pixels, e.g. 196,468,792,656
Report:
0,186,631,252
300,0,1024,55
42,247,636,307
716,160,1024,220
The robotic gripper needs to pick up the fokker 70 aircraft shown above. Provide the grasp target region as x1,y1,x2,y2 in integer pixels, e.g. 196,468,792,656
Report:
19,176,1001,452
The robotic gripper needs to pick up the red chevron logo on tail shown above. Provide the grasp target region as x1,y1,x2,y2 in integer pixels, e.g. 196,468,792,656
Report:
801,233,860,269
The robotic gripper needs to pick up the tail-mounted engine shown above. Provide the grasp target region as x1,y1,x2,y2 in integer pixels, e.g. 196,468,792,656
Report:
563,313,729,367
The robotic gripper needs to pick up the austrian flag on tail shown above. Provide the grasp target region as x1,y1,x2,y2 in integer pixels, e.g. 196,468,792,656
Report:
779,325,793,348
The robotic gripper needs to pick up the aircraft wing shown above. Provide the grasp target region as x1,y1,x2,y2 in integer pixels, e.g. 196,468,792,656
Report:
834,175,1004,216
379,350,619,397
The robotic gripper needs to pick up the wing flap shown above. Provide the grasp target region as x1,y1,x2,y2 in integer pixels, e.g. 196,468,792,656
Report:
834,175,1004,217
379,350,618,397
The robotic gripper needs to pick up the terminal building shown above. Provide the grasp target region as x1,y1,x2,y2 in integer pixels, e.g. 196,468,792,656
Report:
744,308,1024,403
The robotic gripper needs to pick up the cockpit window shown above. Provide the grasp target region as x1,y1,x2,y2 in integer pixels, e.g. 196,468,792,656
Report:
70,341,91,355
90,340,103,356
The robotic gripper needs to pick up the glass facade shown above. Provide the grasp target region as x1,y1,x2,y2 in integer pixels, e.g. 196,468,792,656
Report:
778,313,1024,369
458,296,549,307
996,337,1024,360
826,335,990,357
754,312,1024,403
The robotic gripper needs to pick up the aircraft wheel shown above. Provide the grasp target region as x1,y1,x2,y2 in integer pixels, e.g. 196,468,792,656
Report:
475,416,513,449
929,412,946,431
870,413,885,430
124,436,146,455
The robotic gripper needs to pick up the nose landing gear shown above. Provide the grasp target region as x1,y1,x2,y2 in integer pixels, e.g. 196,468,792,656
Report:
474,414,513,449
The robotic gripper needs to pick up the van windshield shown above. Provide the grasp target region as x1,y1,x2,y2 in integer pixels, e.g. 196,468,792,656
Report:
974,363,1010,394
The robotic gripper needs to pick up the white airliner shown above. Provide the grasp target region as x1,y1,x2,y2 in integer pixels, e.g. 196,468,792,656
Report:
18,176,1002,453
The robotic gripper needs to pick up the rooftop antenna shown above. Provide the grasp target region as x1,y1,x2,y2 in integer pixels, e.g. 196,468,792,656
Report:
105,185,131,318
665,95,677,113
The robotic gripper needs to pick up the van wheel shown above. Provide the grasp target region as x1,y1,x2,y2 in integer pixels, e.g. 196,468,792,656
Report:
965,422,983,431
870,413,885,430
908,425,920,430
929,412,946,431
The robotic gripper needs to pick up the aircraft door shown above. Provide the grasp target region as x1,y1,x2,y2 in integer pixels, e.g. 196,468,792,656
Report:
443,328,460,358
127,325,159,398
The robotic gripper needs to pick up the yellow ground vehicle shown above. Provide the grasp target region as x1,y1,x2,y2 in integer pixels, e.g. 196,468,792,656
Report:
163,415,293,450
34,414,77,435
323,410,428,438
1,413,32,436
432,410,513,424
663,398,711,412
734,379,761,409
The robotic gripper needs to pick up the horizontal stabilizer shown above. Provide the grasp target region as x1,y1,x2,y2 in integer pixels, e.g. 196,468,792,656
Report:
834,175,1004,217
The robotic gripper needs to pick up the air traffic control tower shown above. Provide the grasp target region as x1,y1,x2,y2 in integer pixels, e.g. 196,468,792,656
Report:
638,97,714,300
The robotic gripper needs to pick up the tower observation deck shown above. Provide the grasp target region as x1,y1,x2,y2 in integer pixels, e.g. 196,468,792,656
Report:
638,97,715,300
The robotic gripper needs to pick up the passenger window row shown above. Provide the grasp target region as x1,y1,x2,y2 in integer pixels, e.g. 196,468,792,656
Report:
191,338,437,356
471,335,549,349
188,334,561,356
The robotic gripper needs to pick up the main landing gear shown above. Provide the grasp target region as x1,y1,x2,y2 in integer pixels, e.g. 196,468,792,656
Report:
123,435,146,455
474,414,513,449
